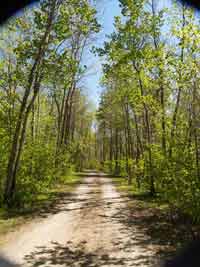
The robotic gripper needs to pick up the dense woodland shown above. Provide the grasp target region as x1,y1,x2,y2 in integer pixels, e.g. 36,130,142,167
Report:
0,0,99,206
1,0,200,230
96,0,200,225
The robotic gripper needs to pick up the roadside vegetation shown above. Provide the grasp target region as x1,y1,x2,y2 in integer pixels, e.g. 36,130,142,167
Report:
0,171,81,237
95,0,200,237
0,0,99,209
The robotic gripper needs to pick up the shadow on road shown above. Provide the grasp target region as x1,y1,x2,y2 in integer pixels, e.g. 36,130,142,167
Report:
19,173,191,263
1,172,190,266
24,241,154,267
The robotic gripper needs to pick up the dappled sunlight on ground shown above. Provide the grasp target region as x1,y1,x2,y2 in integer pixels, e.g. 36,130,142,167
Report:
0,172,176,267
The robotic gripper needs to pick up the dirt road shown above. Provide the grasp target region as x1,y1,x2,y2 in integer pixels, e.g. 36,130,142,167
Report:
0,172,163,267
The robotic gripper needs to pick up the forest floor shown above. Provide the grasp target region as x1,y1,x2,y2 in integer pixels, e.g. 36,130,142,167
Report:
0,171,187,267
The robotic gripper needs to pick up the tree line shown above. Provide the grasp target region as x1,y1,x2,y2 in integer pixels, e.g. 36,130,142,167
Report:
0,0,99,206
96,0,200,223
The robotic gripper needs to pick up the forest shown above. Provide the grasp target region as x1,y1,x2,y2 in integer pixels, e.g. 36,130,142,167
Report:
0,0,99,207
0,0,200,249
96,0,200,227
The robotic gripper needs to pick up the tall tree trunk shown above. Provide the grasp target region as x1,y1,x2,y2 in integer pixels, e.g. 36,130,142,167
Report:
169,3,185,158
134,63,155,195
151,0,166,155
192,80,200,180
109,126,113,172
4,0,57,205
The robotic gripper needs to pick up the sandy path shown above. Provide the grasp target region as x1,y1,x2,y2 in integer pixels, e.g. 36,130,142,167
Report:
0,172,161,267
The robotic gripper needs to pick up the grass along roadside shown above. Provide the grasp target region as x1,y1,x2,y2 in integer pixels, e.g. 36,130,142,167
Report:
112,176,168,209
0,172,82,241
